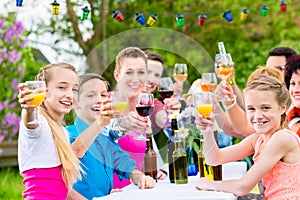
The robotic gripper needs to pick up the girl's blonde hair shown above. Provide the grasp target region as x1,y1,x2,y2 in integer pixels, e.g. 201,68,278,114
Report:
35,62,83,187
115,47,147,73
246,66,284,85
244,75,291,128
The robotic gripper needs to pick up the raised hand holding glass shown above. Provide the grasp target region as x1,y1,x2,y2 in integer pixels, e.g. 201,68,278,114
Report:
134,93,154,140
25,81,46,124
110,91,128,132
158,77,174,99
215,42,234,102
215,53,233,82
193,92,213,131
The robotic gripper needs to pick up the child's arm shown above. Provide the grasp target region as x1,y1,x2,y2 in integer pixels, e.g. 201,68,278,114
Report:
196,129,299,196
203,130,257,165
72,97,115,158
18,83,38,129
196,112,257,165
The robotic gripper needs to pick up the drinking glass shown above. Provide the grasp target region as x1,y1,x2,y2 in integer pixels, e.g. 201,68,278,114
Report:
158,77,174,99
134,93,154,140
193,92,213,131
215,53,233,81
173,63,188,82
215,53,234,101
25,81,46,124
201,73,218,92
110,91,128,132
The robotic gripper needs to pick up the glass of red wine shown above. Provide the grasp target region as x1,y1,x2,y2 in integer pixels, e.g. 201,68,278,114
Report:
158,77,174,99
158,77,177,120
134,93,154,140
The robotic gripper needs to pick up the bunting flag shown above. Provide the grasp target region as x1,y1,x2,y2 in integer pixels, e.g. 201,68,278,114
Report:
15,0,290,27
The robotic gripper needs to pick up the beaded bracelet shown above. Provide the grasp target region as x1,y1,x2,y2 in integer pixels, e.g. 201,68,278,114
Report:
223,95,236,111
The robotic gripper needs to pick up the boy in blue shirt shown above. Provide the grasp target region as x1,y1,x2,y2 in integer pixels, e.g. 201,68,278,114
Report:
67,73,155,200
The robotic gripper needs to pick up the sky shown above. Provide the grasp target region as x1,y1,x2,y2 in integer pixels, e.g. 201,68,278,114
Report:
1,0,87,73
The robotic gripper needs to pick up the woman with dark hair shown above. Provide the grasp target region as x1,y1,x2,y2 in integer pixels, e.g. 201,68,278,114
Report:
284,55,300,137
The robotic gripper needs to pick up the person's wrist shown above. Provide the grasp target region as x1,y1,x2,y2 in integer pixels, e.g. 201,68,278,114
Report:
223,95,236,111
213,181,220,191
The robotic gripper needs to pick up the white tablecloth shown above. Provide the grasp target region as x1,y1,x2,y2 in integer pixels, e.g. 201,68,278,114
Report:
94,162,247,200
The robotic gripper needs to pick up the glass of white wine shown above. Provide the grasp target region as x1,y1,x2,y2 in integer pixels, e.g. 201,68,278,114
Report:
201,73,218,92
215,48,234,102
173,63,188,82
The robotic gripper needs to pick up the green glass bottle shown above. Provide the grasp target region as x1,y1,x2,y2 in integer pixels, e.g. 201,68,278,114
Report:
167,115,178,183
173,130,188,184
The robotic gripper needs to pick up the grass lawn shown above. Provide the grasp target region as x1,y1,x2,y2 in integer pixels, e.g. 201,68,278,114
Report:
0,167,24,200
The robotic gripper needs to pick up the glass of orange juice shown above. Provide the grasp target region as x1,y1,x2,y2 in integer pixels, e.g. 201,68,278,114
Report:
193,92,213,131
110,91,128,132
26,81,46,124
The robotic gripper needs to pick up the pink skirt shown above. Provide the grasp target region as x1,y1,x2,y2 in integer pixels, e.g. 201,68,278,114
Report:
21,165,68,200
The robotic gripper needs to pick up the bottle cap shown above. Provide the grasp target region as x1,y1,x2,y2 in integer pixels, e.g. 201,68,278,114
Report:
171,118,178,130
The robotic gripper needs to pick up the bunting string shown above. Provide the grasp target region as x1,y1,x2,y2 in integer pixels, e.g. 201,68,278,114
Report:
14,0,295,26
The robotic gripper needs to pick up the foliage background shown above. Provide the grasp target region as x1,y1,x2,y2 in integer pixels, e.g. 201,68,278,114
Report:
0,14,45,148
33,0,300,90
38,0,300,127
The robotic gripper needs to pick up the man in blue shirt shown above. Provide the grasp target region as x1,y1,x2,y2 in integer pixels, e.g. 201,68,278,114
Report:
66,73,155,200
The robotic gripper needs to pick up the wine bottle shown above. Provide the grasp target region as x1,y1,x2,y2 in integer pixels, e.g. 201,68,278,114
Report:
167,115,178,183
144,131,157,181
218,42,227,56
173,130,188,184
212,130,222,181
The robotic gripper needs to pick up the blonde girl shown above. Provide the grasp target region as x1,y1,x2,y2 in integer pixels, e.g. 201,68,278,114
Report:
195,75,300,199
18,63,83,199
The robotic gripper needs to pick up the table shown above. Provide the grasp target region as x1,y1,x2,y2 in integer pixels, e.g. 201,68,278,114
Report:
95,176,236,200
94,162,247,200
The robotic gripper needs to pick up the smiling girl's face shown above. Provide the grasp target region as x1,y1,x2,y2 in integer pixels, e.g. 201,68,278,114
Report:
43,67,78,122
244,89,286,135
